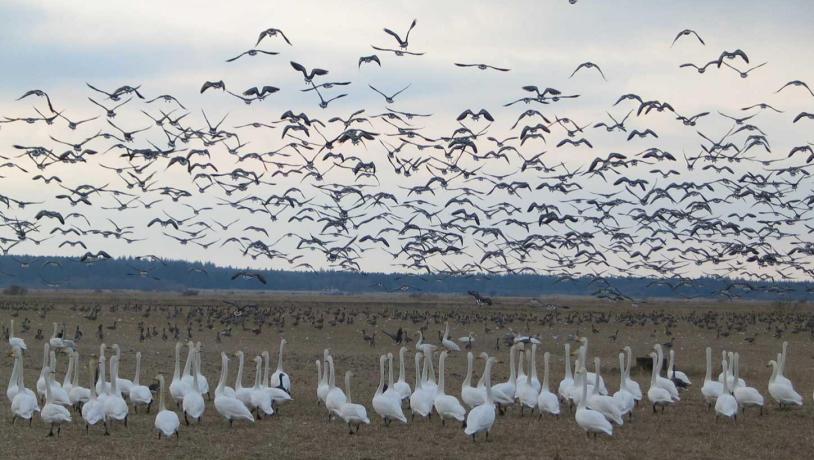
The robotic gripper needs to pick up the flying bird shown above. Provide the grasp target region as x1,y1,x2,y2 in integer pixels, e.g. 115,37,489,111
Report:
256,27,292,46
453,63,510,72
368,84,411,103
671,29,705,47
569,61,607,81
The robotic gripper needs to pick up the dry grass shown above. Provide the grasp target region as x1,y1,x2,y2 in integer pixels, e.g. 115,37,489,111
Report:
1,291,813,459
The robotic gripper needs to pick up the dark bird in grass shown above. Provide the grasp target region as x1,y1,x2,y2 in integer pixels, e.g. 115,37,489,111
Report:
570,62,606,81
226,49,279,62
776,80,814,97
454,63,510,72
256,27,292,46
359,55,381,68
290,61,329,84
200,80,226,93
671,29,705,47
383,18,417,49
17,89,55,113
231,271,267,284
368,84,410,103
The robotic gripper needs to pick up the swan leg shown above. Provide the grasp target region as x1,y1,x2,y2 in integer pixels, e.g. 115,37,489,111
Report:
147,401,152,414
184,412,190,426
158,431,161,439
348,423,353,435
104,421,110,435
229,419,233,428
125,415,128,427
11,415,16,425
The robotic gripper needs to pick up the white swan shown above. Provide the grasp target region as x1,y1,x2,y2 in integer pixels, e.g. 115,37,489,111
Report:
42,350,70,406
234,350,253,408
732,353,763,415
441,321,461,352
8,319,26,351
717,350,745,388
194,342,209,398
622,346,642,401
95,344,111,396
767,359,802,408
667,349,691,386
612,352,635,420
316,349,330,405
338,370,370,434
714,359,738,421
373,354,407,425
701,347,723,409
419,344,438,397
169,342,188,405
249,355,274,417
647,352,674,413
653,345,680,401
40,366,71,436
81,359,105,434
10,348,39,424
68,351,90,408
111,344,134,396
558,343,575,401
528,344,541,393
179,341,195,392
36,342,49,399
434,350,467,424
576,338,607,395
181,348,205,424
409,352,433,419
270,338,291,394
104,355,129,427
537,351,560,417
515,348,527,388
154,374,180,439
464,356,497,441
60,348,74,395
262,350,292,406
48,322,75,351
324,355,347,419
461,351,486,409
586,357,623,425
575,367,613,437
383,352,401,402
394,346,411,401
491,344,518,407
214,352,254,426
130,352,153,413
516,350,539,416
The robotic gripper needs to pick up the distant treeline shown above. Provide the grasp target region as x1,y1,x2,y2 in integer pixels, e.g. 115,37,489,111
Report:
0,254,811,300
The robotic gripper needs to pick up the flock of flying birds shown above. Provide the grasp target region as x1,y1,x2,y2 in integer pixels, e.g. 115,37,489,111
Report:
1,18,814,300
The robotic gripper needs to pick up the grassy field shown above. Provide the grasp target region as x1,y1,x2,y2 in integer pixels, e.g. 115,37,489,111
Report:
1,291,813,459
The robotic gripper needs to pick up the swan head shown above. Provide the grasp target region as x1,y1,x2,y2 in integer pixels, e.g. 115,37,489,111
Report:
253,355,262,363
262,350,270,359
478,352,489,360
280,338,287,346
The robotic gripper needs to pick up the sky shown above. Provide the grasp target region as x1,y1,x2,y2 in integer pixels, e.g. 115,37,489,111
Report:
1,0,813,278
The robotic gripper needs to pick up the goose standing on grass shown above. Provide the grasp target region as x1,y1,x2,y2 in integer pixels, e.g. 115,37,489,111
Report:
647,352,673,413
575,367,613,438
68,351,90,409
111,344,134,396
169,342,187,405
130,352,153,413
767,359,802,408
559,343,575,401
182,349,205,424
384,352,401,401
441,322,461,352
214,352,254,426
270,338,291,394
434,350,466,425
732,353,763,415
324,355,347,419
715,359,738,421
41,367,71,436
316,349,330,405
537,351,560,418
394,347,411,402
701,347,723,409
464,356,497,442
104,356,129,427
491,344,518,410
461,351,486,409
612,352,635,420
587,358,623,425
249,356,274,418
409,352,433,419
338,371,370,434
154,374,180,439
8,319,26,351
234,351,253,408
373,354,407,425
653,345,680,401
622,346,641,402
667,349,691,388
81,360,105,434
10,348,39,424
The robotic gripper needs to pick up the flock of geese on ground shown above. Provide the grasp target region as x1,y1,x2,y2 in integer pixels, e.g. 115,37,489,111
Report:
4,316,809,441
1,17,813,300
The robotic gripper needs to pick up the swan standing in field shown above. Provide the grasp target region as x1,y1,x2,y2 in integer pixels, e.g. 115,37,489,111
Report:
647,352,674,413
104,356,130,427
36,342,50,399
622,346,642,402
419,344,438,396
262,350,292,408
732,353,763,415
394,347,411,402
559,343,574,402
715,359,738,421
154,374,180,439
464,356,497,442
95,344,111,396
195,342,209,399
10,348,39,424
383,352,401,401
324,355,347,419
338,371,370,434
767,359,802,408
129,352,153,413
612,353,635,420
49,322,75,352
718,350,745,388
441,322,461,352
409,352,433,419
179,341,196,393
270,338,291,394
667,349,691,388
586,357,623,425
111,344,134,396
234,351,253,408
41,350,70,406
701,347,723,409
576,338,607,395
653,344,680,401
81,360,105,434
461,351,486,409
214,352,254,426
68,351,90,409
575,367,613,437
182,349,205,424
41,367,71,436
517,351,539,416
537,351,560,418
169,342,188,405
528,344,541,393
373,354,407,425
434,351,467,425
776,342,792,387
316,349,330,405
491,344,518,410
8,319,26,351
249,355,274,418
